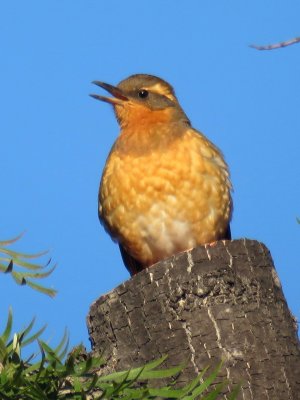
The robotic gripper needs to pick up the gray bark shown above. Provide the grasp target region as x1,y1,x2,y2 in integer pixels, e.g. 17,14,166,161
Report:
87,239,300,399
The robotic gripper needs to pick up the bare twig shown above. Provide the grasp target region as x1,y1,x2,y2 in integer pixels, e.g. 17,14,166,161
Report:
250,36,300,50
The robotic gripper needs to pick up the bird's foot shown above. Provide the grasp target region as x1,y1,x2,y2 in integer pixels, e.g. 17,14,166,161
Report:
205,241,217,248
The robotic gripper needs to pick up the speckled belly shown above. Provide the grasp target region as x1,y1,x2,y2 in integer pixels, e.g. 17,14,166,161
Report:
99,130,232,266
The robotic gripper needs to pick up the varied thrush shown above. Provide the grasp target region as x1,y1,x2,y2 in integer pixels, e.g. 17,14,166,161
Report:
91,74,232,275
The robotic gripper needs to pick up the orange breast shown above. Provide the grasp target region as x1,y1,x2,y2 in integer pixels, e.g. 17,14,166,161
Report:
99,127,232,266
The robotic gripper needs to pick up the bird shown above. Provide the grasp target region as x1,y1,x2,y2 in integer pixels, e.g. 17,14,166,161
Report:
90,74,232,276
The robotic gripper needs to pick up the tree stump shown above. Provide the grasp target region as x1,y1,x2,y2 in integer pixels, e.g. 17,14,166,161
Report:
87,239,300,399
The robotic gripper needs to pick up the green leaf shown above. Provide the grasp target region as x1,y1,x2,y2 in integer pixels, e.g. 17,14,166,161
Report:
0,256,52,271
0,247,48,260
53,328,69,359
176,366,209,397
118,387,150,399
227,383,242,400
0,338,7,362
147,386,188,398
1,307,13,344
18,265,57,279
38,340,62,364
75,355,104,376
0,262,8,272
139,364,184,380
200,382,225,400
11,272,26,286
109,369,132,396
0,233,57,297
0,232,24,246
25,280,57,298
73,377,83,393
97,355,172,383
141,354,169,370
22,325,47,348
184,362,222,400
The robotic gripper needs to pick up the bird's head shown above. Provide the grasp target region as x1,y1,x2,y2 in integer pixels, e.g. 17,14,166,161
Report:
90,74,190,129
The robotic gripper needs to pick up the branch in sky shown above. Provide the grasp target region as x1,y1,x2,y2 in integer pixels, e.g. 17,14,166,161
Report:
250,36,300,50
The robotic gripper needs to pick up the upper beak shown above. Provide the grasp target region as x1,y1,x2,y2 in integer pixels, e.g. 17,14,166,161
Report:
90,81,128,105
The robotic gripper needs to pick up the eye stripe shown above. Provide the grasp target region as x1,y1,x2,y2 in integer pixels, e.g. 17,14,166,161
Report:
143,83,176,101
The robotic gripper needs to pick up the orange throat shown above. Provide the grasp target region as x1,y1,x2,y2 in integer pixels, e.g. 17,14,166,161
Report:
114,104,184,155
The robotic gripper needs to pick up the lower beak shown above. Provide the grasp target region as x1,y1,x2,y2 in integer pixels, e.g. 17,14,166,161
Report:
90,81,128,105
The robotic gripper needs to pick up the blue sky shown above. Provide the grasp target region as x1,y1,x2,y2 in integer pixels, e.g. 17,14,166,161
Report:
1,1,299,350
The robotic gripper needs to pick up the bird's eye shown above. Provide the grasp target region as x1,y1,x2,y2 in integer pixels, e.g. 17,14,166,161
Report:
138,89,149,99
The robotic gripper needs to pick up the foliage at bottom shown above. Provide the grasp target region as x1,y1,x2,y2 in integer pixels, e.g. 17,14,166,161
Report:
0,309,240,400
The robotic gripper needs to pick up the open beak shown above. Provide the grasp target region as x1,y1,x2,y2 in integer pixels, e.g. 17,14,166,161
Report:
90,81,128,105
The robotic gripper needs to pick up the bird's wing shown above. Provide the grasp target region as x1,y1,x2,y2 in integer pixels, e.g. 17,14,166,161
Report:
119,244,145,276
222,224,231,240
